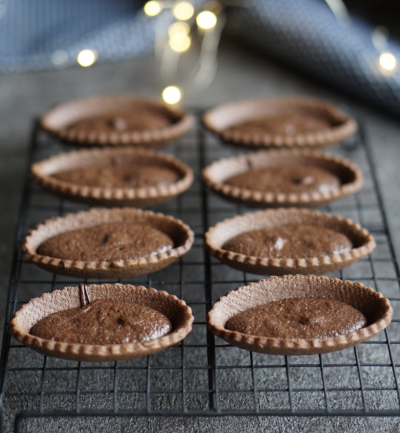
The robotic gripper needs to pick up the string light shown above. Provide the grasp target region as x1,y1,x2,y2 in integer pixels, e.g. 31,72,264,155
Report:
51,50,68,67
169,34,191,52
144,1,163,16
77,49,98,67
196,11,217,30
162,86,182,104
147,1,228,101
379,52,397,73
173,2,194,20
168,22,190,38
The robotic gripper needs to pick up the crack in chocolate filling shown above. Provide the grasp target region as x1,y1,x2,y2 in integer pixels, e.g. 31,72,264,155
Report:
226,298,367,339
37,222,174,262
52,164,180,188
222,224,352,258
224,112,333,136
225,165,340,194
30,299,172,344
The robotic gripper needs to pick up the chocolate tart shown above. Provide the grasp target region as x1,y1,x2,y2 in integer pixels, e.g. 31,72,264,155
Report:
207,275,392,355
204,208,375,275
10,283,194,361
22,208,194,279
202,97,357,149
201,149,362,208
31,147,193,207
41,95,194,147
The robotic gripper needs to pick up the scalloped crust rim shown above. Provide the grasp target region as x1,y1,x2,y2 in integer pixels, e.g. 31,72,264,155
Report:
201,149,363,207
30,147,194,207
10,284,194,361
204,208,375,276
41,96,194,147
202,97,358,149
207,275,392,355
22,208,194,279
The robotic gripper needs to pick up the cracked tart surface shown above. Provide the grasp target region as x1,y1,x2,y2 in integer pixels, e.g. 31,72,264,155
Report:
201,149,362,208
31,147,193,207
10,283,194,361
22,208,194,279
41,95,194,147
204,208,375,275
202,97,357,149
207,275,392,355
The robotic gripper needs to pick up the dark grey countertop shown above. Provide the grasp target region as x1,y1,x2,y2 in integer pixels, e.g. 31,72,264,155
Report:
1,39,400,432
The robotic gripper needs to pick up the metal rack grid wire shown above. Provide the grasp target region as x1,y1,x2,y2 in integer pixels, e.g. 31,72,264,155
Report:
1,110,400,432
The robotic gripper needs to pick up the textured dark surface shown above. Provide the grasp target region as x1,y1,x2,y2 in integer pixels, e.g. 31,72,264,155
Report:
226,0,400,116
1,40,400,432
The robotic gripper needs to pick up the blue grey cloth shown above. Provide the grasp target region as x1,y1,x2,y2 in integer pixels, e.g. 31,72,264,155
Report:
226,0,400,116
0,0,154,72
1,0,400,116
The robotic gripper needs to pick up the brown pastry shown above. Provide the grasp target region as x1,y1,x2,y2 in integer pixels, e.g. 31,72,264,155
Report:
30,147,193,207
22,208,194,279
202,97,357,149
204,208,375,275
40,95,194,147
37,222,174,262
222,224,353,258
207,275,392,355
226,298,367,339
225,165,340,194
52,164,180,188
31,299,172,344
10,283,194,361
201,149,362,208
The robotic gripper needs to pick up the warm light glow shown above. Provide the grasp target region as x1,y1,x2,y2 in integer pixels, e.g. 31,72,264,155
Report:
168,21,190,38
169,34,191,52
379,52,397,72
196,11,217,30
173,2,194,21
204,1,222,15
144,1,163,16
77,49,98,67
51,50,68,66
162,86,182,104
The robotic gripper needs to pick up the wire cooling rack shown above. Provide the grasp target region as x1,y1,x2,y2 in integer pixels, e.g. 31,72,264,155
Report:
1,111,400,432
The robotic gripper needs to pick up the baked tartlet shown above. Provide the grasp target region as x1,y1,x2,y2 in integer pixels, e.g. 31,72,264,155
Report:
31,147,193,207
202,149,362,207
41,95,194,147
22,208,194,279
202,97,357,149
205,208,375,275
10,283,194,361
207,275,392,355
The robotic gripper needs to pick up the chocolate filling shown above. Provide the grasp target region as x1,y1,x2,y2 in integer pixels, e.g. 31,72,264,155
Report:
222,224,352,258
52,164,180,188
224,112,332,137
66,109,173,133
37,222,174,262
226,298,367,339
225,165,340,194
31,296,172,344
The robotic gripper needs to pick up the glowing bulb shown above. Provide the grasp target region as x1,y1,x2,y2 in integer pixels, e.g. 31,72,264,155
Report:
169,34,191,52
379,51,397,72
144,1,163,16
173,2,194,21
168,22,190,38
196,11,217,30
162,86,182,104
77,49,98,67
